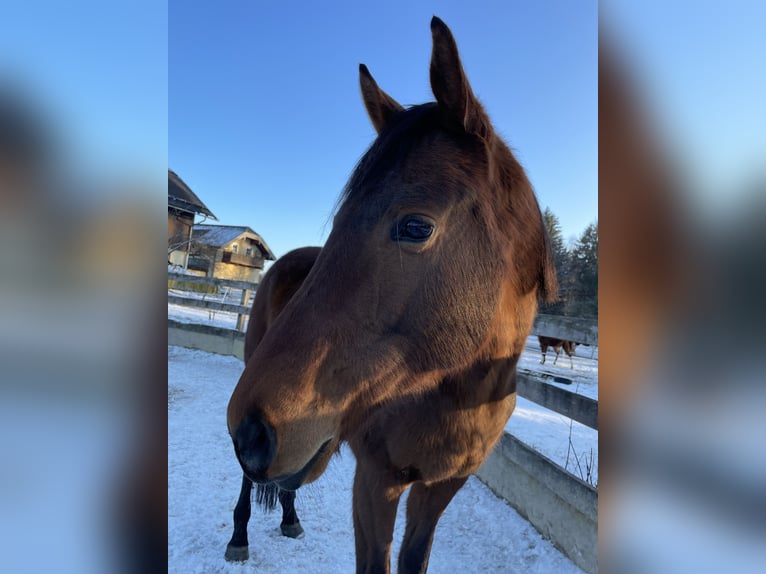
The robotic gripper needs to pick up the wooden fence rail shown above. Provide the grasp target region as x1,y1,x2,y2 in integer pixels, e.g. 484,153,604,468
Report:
532,313,598,345
517,370,598,430
168,272,257,331
167,295,251,317
167,272,259,291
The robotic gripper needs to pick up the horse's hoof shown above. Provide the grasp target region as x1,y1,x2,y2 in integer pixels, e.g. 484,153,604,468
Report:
225,544,249,562
280,522,304,538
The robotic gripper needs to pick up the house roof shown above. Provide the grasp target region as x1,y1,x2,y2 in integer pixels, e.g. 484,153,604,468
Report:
168,169,217,219
192,224,275,260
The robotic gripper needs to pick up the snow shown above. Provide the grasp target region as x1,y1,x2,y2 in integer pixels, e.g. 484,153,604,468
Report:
168,345,587,573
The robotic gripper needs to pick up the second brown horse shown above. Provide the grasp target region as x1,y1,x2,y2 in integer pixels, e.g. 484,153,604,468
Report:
227,17,556,574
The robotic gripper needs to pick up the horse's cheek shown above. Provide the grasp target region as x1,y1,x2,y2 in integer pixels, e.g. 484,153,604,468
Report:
413,260,498,369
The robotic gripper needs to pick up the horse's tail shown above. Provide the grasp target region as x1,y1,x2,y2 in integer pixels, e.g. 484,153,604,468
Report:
254,483,280,511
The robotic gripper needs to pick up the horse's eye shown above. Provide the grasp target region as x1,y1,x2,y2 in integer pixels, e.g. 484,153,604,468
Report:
391,215,435,242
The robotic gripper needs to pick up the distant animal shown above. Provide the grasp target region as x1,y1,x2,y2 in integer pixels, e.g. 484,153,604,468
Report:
538,335,578,369
226,17,557,573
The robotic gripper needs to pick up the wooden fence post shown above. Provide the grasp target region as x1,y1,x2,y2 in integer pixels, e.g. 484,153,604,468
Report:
236,289,251,332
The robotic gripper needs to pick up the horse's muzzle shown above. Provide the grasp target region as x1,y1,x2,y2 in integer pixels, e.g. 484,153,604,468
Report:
271,438,333,491
232,413,276,483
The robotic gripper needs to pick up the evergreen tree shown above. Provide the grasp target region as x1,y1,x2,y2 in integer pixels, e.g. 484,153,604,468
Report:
540,207,569,315
566,221,598,317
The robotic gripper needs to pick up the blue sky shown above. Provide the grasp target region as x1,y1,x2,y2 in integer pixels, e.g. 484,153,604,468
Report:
1,1,167,188
3,2,762,261
170,1,598,258
602,1,766,220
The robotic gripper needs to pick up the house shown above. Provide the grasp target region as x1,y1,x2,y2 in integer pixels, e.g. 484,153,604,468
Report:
188,224,275,282
168,169,216,268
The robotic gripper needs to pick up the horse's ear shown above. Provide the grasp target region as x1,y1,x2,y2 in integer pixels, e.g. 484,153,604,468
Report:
429,16,492,140
359,64,404,134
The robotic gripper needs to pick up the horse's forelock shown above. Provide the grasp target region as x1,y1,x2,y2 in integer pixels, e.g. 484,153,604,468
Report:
335,103,440,215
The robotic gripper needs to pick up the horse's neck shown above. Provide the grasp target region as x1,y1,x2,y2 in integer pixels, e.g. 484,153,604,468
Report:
442,354,520,406
478,284,539,360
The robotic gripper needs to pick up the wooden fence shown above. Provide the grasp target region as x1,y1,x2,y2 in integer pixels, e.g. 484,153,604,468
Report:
168,274,598,573
168,272,257,331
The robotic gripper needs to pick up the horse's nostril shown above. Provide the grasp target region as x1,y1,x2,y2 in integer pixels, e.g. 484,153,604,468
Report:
233,414,276,482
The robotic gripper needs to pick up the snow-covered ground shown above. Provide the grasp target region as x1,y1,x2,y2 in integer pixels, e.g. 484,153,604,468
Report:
168,345,588,573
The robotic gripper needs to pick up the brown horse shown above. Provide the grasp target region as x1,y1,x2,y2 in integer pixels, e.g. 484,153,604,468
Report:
227,17,557,574
225,246,321,562
538,335,578,369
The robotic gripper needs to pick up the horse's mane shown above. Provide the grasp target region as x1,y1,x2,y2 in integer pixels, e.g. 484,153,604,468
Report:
336,102,442,214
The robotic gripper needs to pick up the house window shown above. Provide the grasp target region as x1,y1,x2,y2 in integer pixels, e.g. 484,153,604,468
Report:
245,247,253,256
231,244,238,254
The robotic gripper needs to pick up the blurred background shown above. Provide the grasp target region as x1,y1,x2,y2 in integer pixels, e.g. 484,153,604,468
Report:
0,1,763,573
0,2,166,573
600,1,765,572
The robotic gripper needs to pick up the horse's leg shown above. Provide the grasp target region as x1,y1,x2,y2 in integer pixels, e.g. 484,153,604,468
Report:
397,476,468,574
224,474,252,562
540,345,547,364
353,463,405,574
278,489,304,538
553,346,561,365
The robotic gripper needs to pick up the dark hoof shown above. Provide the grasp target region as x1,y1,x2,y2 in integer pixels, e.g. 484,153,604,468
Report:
280,522,304,538
225,544,249,562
